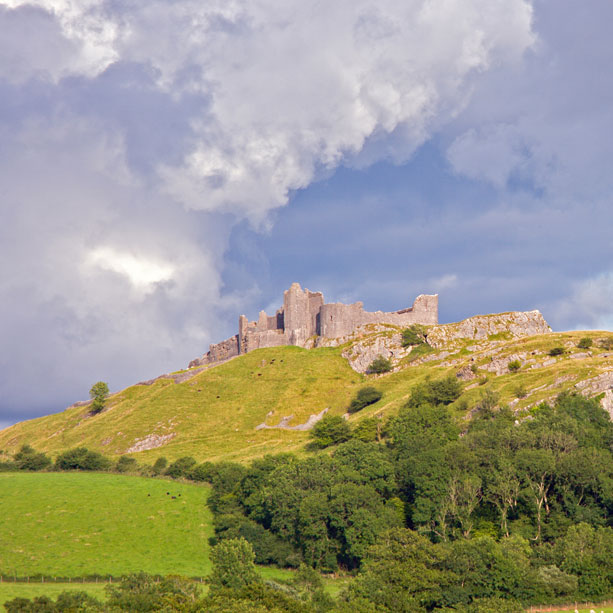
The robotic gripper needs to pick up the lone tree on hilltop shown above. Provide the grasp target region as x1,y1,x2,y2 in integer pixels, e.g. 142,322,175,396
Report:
89,381,109,414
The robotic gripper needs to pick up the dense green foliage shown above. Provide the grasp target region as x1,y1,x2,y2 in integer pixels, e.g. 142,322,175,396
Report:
203,390,613,609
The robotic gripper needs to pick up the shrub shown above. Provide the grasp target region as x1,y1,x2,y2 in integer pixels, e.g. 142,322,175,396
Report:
115,456,138,473
151,456,168,476
55,447,112,471
351,417,379,442
401,324,427,347
408,375,462,407
577,337,593,349
165,456,197,479
513,383,527,399
479,387,500,412
368,355,392,374
348,386,383,413
308,415,351,449
549,346,565,356
13,444,51,471
508,359,521,373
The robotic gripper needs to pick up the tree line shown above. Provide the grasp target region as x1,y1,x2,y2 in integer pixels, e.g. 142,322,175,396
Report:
2,379,613,611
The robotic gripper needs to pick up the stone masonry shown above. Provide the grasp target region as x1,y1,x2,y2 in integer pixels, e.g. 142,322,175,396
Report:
189,283,438,368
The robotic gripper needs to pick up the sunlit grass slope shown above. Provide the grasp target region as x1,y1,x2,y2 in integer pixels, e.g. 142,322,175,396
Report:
0,347,366,463
0,473,213,577
1,330,612,463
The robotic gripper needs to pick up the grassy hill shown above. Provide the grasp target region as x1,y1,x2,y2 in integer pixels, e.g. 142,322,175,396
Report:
1,317,612,464
0,473,213,577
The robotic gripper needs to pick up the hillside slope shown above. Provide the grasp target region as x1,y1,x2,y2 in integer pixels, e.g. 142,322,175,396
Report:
1,311,612,463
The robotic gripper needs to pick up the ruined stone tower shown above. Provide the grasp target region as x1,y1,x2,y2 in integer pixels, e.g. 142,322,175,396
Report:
189,283,438,368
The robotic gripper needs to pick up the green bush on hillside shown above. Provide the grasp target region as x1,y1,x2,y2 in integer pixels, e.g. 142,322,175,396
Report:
13,444,51,471
507,359,521,373
407,375,462,407
348,386,383,413
401,324,428,347
54,447,112,471
308,415,351,449
577,336,593,349
115,456,138,473
549,346,565,356
165,456,197,479
368,355,392,374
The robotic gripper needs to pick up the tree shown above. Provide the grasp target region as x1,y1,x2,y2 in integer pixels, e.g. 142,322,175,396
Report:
208,538,261,591
401,325,428,347
89,381,109,414
308,415,351,449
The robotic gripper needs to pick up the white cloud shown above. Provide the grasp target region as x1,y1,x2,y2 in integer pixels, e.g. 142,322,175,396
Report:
553,272,613,332
86,247,175,292
1,0,535,222
0,0,537,416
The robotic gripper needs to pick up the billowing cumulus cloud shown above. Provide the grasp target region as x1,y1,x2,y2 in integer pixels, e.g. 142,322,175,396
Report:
0,0,538,421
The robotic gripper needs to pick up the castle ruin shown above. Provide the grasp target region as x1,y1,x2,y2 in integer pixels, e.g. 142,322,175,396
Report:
189,283,438,368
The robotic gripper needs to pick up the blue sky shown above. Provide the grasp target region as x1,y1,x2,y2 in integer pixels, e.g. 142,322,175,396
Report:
1,0,613,427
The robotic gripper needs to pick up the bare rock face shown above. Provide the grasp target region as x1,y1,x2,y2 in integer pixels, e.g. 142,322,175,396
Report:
600,389,613,420
574,370,613,396
427,311,551,348
342,331,412,373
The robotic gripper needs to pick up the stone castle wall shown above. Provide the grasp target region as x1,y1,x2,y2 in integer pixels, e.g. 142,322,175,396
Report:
189,282,438,368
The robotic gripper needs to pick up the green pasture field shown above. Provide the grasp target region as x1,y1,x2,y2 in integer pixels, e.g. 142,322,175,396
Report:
0,472,213,578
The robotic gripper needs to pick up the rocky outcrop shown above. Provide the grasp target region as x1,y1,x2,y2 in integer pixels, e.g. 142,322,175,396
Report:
339,311,551,374
255,408,329,431
427,311,551,348
342,330,413,373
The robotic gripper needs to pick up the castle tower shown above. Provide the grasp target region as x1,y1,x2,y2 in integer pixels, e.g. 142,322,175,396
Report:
283,283,324,346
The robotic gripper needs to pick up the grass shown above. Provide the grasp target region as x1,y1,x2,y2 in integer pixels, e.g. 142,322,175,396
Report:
0,582,107,606
1,327,612,465
0,472,213,578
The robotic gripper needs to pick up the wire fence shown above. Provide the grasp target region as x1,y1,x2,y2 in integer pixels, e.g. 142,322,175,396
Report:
0,574,206,584
525,600,613,612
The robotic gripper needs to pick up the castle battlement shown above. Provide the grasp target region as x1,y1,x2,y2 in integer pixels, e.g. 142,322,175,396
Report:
189,283,438,368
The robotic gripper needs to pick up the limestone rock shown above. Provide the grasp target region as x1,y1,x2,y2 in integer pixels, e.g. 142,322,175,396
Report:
342,332,412,373
427,310,551,348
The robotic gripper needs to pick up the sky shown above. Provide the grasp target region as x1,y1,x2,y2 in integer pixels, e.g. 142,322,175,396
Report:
1,0,613,428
